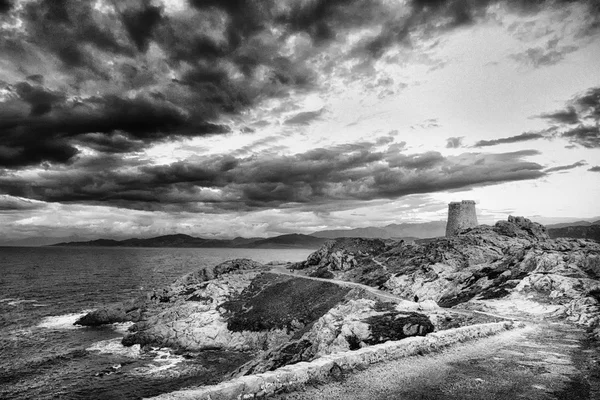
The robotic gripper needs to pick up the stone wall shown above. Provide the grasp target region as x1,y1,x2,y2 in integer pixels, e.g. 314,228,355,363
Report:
445,200,478,237
148,321,515,400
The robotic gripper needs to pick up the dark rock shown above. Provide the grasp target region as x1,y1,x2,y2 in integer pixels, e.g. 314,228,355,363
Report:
75,298,144,326
493,215,548,240
362,311,434,345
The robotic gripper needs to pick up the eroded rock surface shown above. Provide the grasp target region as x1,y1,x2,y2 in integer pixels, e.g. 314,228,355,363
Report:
231,299,434,376
294,216,600,338
76,258,434,373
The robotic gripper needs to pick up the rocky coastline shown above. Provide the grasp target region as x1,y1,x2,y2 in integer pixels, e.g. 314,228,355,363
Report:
76,216,600,397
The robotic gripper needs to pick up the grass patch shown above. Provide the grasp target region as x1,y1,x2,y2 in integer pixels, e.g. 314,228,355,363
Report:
221,273,350,332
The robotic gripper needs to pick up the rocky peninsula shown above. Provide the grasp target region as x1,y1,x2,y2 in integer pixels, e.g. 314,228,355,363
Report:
76,216,600,398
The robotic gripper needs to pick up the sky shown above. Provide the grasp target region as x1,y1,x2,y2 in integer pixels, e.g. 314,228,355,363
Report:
0,0,599,241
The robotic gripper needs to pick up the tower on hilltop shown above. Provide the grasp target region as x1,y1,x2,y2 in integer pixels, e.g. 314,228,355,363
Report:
445,200,478,237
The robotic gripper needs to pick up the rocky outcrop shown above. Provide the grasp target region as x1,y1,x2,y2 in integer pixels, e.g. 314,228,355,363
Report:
233,299,434,376
295,217,600,338
77,258,435,375
76,259,266,327
147,321,514,400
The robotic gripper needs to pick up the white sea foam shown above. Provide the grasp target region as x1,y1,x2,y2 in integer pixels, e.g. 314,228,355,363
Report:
111,321,134,334
1,298,40,306
37,310,94,330
0,298,17,303
132,348,185,376
87,338,141,358
7,299,39,306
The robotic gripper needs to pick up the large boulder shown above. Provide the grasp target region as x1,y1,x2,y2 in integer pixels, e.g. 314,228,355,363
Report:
75,298,144,326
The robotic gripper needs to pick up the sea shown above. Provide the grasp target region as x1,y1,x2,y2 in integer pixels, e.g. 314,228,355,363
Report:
0,246,313,400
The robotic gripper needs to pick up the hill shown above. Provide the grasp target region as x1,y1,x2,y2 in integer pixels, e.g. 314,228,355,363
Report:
548,223,600,242
52,233,328,249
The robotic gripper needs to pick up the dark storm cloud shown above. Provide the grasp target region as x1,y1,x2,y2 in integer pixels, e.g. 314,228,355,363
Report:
0,0,12,14
561,126,600,148
589,166,600,172
1,0,598,171
0,195,45,211
355,0,598,59
21,0,133,68
121,2,164,52
446,136,464,148
0,140,78,168
73,133,147,154
473,132,544,147
574,87,600,119
0,82,229,166
14,82,66,116
533,86,600,148
537,106,580,125
0,141,546,211
545,160,587,173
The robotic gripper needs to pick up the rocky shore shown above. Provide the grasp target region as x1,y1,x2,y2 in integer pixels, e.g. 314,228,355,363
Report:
76,216,600,398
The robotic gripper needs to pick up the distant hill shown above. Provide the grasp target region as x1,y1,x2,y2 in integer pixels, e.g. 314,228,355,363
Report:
311,221,446,239
545,220,600,229
247,234,328,249
52,233,328,249
547,221,600,242
0,235,87,247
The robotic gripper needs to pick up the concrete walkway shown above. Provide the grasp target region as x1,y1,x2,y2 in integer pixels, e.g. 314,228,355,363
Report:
271,321,600,400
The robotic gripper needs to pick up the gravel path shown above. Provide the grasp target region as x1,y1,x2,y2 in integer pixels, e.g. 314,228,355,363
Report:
270,322,599,400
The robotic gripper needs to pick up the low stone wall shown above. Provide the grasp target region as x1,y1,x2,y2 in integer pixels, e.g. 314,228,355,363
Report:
147,321,515,400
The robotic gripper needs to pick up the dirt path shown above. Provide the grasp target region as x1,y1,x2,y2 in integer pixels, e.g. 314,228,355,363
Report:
271,322,600,400
267,266,599,399
268,266,402,303
268,266,511,321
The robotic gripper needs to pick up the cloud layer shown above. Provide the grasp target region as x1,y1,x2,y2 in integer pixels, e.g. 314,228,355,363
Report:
1,0,599,167
1,0,599,239
0,141,545,212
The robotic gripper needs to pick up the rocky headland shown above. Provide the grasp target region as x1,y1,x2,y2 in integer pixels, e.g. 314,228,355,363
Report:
292,216,600,339
76,216,600,398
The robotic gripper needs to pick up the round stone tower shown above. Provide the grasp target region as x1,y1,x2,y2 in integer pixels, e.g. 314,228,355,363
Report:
445,200,478,237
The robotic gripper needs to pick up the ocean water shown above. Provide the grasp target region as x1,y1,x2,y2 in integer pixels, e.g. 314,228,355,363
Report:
0,246,313,400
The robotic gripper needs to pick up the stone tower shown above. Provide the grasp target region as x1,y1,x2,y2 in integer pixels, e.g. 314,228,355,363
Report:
445,200,478,237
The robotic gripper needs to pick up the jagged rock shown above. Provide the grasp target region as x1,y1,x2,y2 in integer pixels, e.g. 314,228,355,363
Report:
294,216,600,336
293,238,387,272
75,259,265,327
231,299,433,376
493,215,549,240
117,271,355,353
75,298,144,326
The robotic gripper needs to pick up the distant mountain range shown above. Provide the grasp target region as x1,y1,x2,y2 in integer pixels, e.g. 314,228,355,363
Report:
4,218,599,248
51,233,329,249
311,221,447,239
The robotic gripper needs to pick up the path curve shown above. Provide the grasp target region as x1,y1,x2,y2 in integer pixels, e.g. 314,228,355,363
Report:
268,266,512,321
